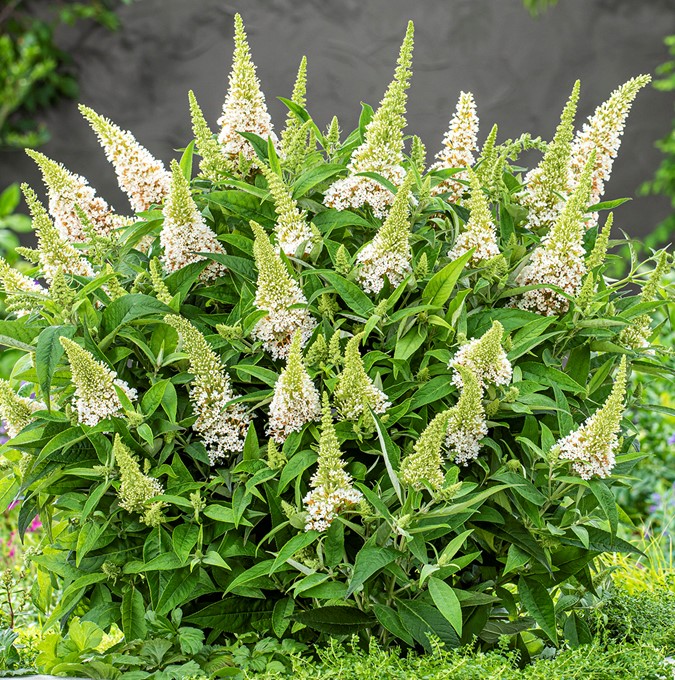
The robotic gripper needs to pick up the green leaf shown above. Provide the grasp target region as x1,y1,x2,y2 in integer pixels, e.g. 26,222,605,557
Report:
372,604,414,646
428,578,463,636
101,294,173,337
142,380,169,417
208,190,277,227
370,410,402,503
293,165,345,198
308,270,374,318
397,599,460,651
518,576,558,644
156,569,202,615
346,546,398,598
278,449,316,494
121,587,147,642
422,250,473,306
35,325,76,407
588,480,619,536
272,598,294,638
180,140,195,181
270,532,318,574
293,606,374,635
172,523,200,563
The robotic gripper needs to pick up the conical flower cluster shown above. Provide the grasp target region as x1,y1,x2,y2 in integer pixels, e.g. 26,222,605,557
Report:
449,321,512,389
217,14,277,164
164,315,250,464
60,337,137,426
26,149,118,241
356,172,414,294
113,435,164,516
324,21,414,218
553,356,627,479
304,394,364,531
188,90,233,182
160,160,227,281
280,56,310,173
570,75,650,227
448,168,500,265
79,105,171,212
22,185,94,283
334,334,390,426
261,165,315,256
0,380,44,439
0,257,46,316
514,153,594,315
445,367,488,465
267,332,321,443
520,81,580,232
250,221,316,359
431,92,479,203
399,409,451,490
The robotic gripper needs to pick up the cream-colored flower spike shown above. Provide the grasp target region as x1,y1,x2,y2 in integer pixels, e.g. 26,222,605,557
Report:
267,331,321,443
0,380,45,439
164,315,250,464
553,356,628,479
160,159,227,282
356,171,414,294
21,184,94,283
0,257,46,317
448,168,500,265
25,149,118,241
570,75,651,228
445,366,488,465
449,320,512,389
188,90,234,182
304,393,364,531
79,105,171,212
60,337,137,426
399,409,451,490
324,21,414,218
217,13,277,164
431,92,479,203
250,220,315,359
113,434,164,514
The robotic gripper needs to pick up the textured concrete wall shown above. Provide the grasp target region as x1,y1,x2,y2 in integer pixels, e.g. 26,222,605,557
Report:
0,0,673,237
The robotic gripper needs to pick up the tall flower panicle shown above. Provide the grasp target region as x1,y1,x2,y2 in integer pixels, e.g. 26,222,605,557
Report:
520,81,580,232
261,165,315,255
570,75,651,227
577,212,614,312
553,356,627,479
164,315,249,464
514,153,594,315
79,105,171,213
22,184,94,283
449,320,512,389
0,257,46,316
60,337,136,426
113,435,164,517
280,56,309,172
267,332,321,443
324,21,414,217
431,92,479,203
25,149,118,241
303,393,363,531
160,159,227,281
446,367,488,465
399,409,451,490
448,168,500,265
356,171,414,294
475,123,498,187
250,221,315,359
334,333,390,426
217,13,277,164
188,90,234,182
0,380,44,439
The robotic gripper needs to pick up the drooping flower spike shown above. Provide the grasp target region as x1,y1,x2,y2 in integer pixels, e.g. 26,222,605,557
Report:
22,184,94,283
217,13,277,165
0,380,45,439
250,220,316,359
267,331,321,443
165,315,249,464
448,167,500,265
160,159,227,282
514,152,595,316
553,356,628,479
324,21,414,218
570,75,651,227
25,149,119,241
449,320,512,389
356,171,414,294
304,393,364,531
431,91,480,203
79,105,171,213
520,80,580,232
60,337,137,427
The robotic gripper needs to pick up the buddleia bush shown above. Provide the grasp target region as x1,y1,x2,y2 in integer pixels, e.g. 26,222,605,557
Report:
0,13,672,662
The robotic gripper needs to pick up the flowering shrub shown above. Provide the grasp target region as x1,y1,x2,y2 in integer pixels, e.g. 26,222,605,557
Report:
0,14,671,664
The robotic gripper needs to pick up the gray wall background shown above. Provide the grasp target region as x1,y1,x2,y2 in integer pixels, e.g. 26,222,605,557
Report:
1,0,674,237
